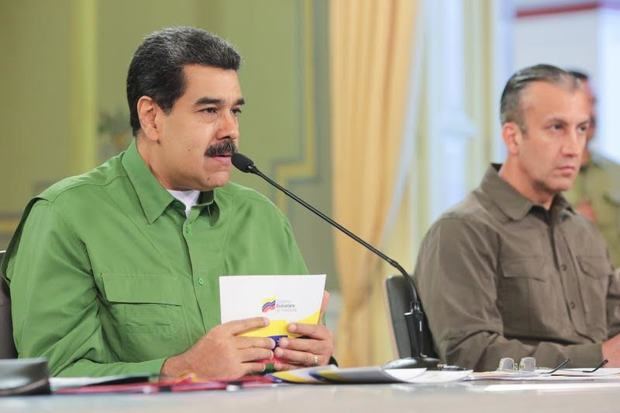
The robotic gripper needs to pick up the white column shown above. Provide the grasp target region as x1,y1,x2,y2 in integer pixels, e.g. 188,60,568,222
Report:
426,0,476,222
598,9,620,162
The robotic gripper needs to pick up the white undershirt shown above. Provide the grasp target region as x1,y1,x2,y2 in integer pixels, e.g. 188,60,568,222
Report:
167,189,200,217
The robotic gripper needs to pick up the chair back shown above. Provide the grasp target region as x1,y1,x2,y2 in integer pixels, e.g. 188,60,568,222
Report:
385,274,437,359
0,250,17,358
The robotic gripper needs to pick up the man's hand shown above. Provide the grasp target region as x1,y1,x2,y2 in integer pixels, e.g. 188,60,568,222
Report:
161,317,275,380
602,334,620,367
273,291,335,370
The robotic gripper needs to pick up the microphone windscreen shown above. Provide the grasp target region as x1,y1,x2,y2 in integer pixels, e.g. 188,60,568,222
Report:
231,152,255,173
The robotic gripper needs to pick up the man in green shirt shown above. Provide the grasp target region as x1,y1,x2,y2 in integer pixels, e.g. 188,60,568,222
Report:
564,71,620,268
1,27,334,379
415,64,620,371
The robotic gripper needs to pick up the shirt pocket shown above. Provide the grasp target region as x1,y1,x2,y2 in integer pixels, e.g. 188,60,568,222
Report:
577,255,609,333
498,256,554,335
100,274,186,361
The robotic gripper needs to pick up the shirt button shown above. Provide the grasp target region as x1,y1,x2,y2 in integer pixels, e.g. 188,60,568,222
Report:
184,226,192,236
198,278,205,286
569,301,576,309
560,264,567,271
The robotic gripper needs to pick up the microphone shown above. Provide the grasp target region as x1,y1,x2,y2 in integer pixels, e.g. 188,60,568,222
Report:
232,152,440,369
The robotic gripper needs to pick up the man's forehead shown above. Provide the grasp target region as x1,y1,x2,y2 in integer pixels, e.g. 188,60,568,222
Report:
182,63,240,78
521,80,575,98
181,64,242,98
520,81,590,116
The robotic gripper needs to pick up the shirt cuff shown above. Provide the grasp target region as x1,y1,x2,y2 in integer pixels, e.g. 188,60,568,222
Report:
136,358,167,377
566,342,604,367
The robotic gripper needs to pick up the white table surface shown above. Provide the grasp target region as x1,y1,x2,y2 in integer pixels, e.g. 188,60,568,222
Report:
3,379,620,413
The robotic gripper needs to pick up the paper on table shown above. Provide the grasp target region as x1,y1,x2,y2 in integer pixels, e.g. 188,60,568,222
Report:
312,366,427,383
467,371,539,381
468,368,620,382
270,365,338,384
390,369,473,384
549,368,620,377
50,374,151,391
271,365,471,384
311,366,472,384
219,274,326,338
53,374,277,394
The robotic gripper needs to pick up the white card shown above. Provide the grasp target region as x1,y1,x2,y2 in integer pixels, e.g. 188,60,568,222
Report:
219,274,326,338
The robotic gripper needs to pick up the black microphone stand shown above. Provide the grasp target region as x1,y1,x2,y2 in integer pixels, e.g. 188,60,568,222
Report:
233,153,439,369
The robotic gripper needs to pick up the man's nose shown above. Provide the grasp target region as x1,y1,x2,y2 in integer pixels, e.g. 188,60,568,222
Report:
563,129,585,156
217,111,239,140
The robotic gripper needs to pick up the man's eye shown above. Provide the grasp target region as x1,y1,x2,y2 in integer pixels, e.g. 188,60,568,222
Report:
200,107,217,114
232,108,242,117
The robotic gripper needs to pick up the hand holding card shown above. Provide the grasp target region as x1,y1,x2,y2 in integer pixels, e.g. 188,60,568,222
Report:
219,274,329,369
219,274,326,338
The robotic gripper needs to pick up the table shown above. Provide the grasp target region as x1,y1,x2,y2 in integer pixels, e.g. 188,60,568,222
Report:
2,380,620,413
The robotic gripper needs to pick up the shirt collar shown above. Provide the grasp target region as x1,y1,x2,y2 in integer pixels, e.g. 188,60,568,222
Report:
122,141,218,224
197,190,215,206
479,164,573,222
122,140,174,224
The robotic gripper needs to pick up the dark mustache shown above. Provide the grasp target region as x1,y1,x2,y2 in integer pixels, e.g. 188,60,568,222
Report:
205,139,238,157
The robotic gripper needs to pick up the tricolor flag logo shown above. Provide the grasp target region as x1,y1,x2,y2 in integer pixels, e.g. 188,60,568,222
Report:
262,298,276,313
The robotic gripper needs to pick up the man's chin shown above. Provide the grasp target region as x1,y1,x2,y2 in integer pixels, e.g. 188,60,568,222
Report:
551,179,576,194
200,173,231,191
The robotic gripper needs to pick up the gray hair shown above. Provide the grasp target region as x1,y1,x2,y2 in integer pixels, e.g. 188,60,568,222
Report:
500,64,579,131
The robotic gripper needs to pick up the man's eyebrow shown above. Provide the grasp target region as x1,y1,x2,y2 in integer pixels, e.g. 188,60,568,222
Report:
194,97,245,106
543,116,567,124
543,116,590,126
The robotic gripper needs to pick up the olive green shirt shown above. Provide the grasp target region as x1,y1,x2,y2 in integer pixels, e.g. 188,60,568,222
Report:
565,154,620,268
2,141,307,377
415,164,620,371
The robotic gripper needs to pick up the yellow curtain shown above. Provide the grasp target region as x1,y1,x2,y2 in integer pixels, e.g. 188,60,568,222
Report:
330,0,418,366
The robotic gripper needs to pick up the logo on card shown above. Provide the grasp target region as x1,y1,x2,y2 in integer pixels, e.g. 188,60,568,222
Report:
261,297,297,313
262,298,277,313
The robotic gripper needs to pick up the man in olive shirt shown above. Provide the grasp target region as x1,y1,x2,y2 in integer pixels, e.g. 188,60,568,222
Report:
1,27,334,378
415,64,620,371
564,71,620,268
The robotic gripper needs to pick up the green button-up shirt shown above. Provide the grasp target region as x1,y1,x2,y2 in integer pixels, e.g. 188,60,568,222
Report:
565,154,620,268
415,164,620,371
2,141,307,377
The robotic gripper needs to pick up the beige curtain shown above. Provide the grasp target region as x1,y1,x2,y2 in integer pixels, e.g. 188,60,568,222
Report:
330,0,419,366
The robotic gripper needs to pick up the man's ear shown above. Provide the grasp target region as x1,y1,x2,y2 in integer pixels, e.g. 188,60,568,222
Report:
502,122,522,155
136,96,162,142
